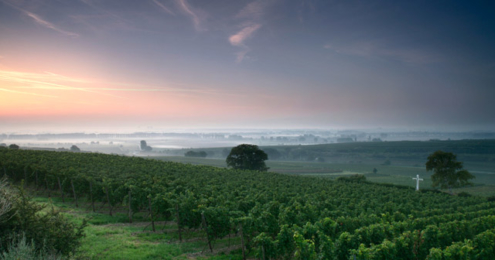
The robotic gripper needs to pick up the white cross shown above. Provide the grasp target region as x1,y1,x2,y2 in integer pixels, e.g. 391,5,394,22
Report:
412,174,423,191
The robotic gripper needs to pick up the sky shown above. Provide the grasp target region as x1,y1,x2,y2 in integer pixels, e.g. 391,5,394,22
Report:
0,0,494,133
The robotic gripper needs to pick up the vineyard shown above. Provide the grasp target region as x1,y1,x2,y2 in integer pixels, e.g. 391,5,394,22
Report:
1,148,494,259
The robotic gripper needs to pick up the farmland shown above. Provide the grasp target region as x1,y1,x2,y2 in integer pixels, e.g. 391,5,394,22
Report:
156,139,495,197
1,148,495,259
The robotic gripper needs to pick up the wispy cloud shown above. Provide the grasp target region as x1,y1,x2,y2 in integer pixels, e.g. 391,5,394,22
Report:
1,0,80,38
175,0,203,31
233,49,248,63
229,23,262,63
152,0,175,15
0,70,219,100
229,23,262,46
24,11,79,38
228,0,274,62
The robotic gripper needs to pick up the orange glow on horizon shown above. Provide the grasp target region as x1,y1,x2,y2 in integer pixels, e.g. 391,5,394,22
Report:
0,69,301,123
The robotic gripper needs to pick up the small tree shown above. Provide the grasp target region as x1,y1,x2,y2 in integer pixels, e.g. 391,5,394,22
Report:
426,150,475,194
8,144,19,149
140,140,152,151
226,144,269,171
70,145,80,152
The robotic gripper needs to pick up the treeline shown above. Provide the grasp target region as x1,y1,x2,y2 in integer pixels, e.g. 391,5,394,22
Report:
1,148,494,259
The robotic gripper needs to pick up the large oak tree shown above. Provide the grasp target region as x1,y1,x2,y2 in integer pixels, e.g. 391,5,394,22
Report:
226,144,269,171
426,150,475,193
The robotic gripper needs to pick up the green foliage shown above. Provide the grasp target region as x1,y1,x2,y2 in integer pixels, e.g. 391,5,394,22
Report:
0,234,64,260
426,150,475,190
426,228,495,259
0,181,86,256
226,144,269,171
293,231,317,260
7,144,19,150
69,145,80,152
1,149,495,259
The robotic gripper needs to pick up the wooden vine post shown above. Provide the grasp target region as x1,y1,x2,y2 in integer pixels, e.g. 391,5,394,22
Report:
45,179,51,197
34,170,38,190
201,212,213,253
71,179,78,207
240,225,246,260
105,186,112,216
89,181,95,212
128,190,133,223
23,167,27,187
57,177,65,202
148,196,155,232
176,204,182,242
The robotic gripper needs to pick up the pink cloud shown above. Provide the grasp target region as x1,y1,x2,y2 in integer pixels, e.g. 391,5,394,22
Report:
229,23,262,46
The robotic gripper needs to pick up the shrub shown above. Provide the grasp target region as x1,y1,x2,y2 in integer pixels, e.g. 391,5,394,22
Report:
0,180,86,256
0,234,64,260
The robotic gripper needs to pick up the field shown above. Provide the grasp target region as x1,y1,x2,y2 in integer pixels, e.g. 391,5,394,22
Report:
153,139,495,197
2,148,495,259
154,156,495,197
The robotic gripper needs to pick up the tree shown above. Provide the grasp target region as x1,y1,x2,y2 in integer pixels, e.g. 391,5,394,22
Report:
226,144,269,171
426,150,475,193
8,144,19,149
140,140,152,152
70,145,80,152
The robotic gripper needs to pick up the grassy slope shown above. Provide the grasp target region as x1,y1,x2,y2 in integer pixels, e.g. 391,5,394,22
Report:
30,194,243,260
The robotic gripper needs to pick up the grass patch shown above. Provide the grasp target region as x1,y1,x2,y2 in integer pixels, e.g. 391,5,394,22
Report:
25,191,243,260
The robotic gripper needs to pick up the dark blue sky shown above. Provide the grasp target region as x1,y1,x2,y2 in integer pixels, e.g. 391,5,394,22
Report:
0,0,494,132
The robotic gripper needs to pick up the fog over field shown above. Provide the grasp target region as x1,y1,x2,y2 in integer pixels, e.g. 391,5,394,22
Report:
2,129,494,155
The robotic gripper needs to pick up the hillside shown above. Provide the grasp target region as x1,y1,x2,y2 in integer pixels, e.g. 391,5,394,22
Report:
1,148,495,259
